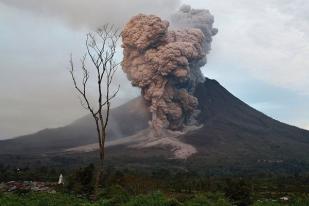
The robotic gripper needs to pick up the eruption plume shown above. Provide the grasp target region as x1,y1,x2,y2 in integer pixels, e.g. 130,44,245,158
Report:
122,5,217,136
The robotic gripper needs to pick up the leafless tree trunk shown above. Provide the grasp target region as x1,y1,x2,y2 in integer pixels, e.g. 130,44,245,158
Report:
69,24,120,198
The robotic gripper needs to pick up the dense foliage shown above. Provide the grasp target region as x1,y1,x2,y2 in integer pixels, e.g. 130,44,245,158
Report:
1,164,309,206
1,192,309,206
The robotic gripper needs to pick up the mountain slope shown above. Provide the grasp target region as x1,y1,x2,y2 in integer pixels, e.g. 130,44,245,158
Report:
0,78,308,173
180,79,309,160
99,79,309,162
0,97,150,154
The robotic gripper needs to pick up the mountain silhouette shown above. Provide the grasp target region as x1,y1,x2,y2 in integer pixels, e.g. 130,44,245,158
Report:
0,78,308,173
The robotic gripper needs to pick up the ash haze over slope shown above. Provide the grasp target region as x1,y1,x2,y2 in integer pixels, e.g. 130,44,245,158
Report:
0,0,309,139
0,0,181,139
0,0,180,29
122,6,217,134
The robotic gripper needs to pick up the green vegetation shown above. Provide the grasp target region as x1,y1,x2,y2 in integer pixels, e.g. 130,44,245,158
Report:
252,197,309,206
0,192,244,206
1,192,309,206
1,164,309,206
0,192,89,206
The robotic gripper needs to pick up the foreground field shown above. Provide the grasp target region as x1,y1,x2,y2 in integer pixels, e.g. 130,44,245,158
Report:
1,164,309,206
1,192,309,206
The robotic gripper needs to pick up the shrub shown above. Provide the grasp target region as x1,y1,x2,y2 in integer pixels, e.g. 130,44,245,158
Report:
223,178,253,206
123,191,181,206
104,184,129,205
184,193,232,206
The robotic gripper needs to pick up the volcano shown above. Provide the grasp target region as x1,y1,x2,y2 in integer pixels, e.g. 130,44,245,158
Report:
0,78,308,174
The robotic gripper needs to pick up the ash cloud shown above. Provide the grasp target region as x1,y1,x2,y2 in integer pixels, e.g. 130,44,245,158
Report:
121,5,217,135
0,0,180,29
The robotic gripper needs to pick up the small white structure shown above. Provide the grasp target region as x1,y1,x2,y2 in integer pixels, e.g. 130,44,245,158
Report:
280,196,289,201
58,174,64,185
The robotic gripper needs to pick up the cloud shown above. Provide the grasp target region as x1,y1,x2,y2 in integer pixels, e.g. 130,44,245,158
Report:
1,0,308,138
0,0,180,29
0,3,141,138
185,0,309,95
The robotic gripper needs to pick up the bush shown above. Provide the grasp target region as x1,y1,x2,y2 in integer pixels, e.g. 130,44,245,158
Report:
184,193,232,206
123,191,182,206
0,192,89,206
223,178,253,206
252,197,309,206
104,184,129,205
65,164,95,196
253,200,281,206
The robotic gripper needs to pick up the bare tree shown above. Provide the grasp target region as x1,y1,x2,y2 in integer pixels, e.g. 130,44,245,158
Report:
69,24,120,196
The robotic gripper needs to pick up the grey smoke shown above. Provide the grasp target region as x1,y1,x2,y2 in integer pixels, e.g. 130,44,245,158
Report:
170,4,218,91
121,5,217,134
170,4,218,56
0,0,180,29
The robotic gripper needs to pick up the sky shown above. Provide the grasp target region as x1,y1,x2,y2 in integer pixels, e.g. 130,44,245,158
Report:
0,0,308,139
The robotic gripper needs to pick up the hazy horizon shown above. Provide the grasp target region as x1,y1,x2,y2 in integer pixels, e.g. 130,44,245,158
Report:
0,0,309,139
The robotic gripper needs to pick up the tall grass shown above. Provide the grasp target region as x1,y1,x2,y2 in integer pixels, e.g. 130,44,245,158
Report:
0,192,308,206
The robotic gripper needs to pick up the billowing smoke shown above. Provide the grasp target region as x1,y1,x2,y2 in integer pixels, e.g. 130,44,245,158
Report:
121,5,217,136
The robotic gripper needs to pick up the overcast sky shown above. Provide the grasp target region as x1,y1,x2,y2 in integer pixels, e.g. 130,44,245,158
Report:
0,0,308,139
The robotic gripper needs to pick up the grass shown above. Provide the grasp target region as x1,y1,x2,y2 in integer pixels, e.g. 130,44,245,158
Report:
0,191,308,206
0,192,230,206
